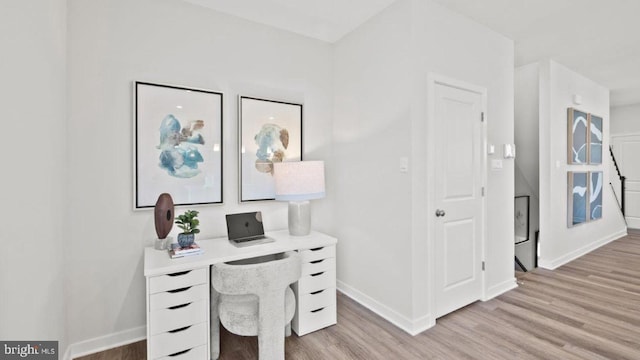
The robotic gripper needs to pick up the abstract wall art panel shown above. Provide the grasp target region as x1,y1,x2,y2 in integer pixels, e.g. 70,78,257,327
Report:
589,114,603,164
135,82,223,209
568,171,589,227
567,108,588,164
589,171,603,221
239,96,302,202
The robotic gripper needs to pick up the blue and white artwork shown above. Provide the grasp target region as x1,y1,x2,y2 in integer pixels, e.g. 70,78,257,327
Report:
239,96,302,202
568,108,588,164
589,115,603,164
568,172,589,227
135,82,223,209
589,171,603,221
157,114,205,178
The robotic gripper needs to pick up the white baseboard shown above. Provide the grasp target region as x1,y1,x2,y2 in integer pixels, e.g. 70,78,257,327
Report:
336,280,434,336
62,346,72,360
538,229,627,270
65,326,146,360
483,278,517,301
626,217,640,229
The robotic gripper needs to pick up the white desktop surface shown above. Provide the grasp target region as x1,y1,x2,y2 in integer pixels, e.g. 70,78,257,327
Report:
144,230,337,277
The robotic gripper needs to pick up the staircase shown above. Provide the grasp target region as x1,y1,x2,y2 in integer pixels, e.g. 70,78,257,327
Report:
609,146,626,216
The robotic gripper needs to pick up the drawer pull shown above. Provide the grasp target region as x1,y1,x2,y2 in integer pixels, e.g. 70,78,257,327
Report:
167,270,191,277
167,286,192,294
168,302,191,310
310,289,325,295
311,307,325,313
310,272,325,277
310,247,324,251
168,325,192,334
168,348,192,357
310,259,324,264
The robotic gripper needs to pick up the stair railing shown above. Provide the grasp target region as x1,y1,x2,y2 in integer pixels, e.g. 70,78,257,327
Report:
609,146,626,216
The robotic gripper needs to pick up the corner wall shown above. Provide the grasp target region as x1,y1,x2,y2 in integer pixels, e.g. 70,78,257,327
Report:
0,0,68,350
66,0,333,352
333,0,515,333
538,60,627,269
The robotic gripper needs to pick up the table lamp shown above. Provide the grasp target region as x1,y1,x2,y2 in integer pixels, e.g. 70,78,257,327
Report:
273,161,325,236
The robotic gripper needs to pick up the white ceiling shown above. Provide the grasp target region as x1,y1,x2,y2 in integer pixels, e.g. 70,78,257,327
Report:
182,0,397,43
431,0,640,107
184,0,640,106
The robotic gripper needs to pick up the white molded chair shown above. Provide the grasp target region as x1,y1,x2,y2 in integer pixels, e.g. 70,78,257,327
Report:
210,251,301,360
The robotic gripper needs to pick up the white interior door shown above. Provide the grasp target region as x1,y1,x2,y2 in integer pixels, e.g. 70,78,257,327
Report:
433,81,484,319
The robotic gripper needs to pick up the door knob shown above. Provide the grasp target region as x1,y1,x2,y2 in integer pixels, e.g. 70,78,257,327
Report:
435,209,446,217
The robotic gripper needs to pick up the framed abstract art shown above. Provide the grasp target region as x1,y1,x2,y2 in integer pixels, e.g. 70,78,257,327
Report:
567,108,588,164
589,171,603,221
589,114,603,164
239,96,302,202
134,82,223,209
567,171,604,227
567,171,589,227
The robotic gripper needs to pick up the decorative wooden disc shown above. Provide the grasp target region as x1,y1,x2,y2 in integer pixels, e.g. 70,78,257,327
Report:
154,193,174,239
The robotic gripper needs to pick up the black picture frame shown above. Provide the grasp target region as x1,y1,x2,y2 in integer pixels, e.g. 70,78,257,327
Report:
515,195,530,244
134,81,223,209
239,96,303,202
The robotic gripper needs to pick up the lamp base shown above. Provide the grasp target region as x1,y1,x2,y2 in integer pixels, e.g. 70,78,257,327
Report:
288,201,311,236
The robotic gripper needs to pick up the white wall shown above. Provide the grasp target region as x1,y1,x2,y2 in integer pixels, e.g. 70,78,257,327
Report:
610,102,640,229
514,63,541,270
0,0,68,349
611,103,640,135
4,0,518,349
333,0,515,333
66,0,333,348
333,0,414,323
411,0,515,323
538,60,627,269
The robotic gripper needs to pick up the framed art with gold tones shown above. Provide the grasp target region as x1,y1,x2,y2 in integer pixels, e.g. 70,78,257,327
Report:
239,96,302,202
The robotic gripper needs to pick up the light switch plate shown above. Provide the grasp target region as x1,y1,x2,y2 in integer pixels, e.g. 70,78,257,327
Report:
491,159,503,170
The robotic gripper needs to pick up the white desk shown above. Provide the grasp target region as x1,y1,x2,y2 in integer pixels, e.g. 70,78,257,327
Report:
144,230,337,360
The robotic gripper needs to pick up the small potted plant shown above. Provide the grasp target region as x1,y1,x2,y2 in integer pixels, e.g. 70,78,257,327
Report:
175,210,200,247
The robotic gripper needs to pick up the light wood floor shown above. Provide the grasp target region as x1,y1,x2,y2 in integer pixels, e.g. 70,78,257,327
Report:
77,232,640,359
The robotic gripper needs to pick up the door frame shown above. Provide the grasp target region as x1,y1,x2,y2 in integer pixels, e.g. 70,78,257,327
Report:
426,73,488,321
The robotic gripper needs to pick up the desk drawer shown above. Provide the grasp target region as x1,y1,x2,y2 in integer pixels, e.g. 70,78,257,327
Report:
150,268,207,294
150,299,207,335
300,246,335,263
150,284,208,310
298,287,336,313
294,304,337,336
149,322,207,359
301,257,335,277
295,270,335,295
157,344,207,360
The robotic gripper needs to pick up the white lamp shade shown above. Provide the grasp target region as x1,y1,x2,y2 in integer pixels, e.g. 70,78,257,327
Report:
274,161,325,201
